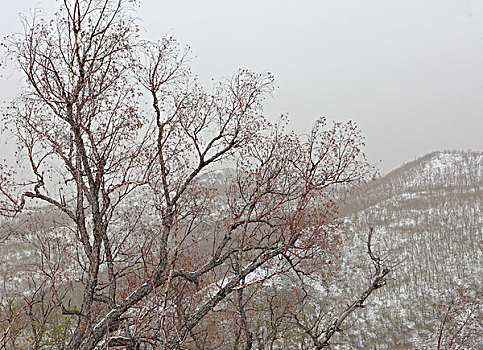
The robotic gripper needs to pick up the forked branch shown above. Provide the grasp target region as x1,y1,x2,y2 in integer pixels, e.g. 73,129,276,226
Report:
315,227,390,348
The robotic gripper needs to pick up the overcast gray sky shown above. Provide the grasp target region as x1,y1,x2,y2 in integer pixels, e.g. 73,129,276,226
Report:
1,1,482,173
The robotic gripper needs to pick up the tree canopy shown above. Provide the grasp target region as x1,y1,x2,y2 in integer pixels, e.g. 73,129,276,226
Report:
0,1,384,349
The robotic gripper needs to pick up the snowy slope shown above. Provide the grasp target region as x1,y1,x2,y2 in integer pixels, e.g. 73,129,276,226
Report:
0,151,481,349
328,150,482,349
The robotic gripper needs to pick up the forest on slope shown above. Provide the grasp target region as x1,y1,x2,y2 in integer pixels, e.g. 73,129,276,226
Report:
329,150,482,348
1,150,481,349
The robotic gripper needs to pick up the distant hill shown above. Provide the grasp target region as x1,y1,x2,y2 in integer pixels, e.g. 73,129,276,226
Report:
328,150,482,348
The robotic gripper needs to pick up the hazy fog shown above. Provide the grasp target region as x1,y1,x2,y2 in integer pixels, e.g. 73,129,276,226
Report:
1,0,482,173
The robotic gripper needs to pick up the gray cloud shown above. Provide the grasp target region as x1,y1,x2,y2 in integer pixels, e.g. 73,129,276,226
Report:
2,0,482,173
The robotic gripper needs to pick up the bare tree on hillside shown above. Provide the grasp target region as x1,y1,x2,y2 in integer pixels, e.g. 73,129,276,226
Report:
429,290,482,350
0,1,387,349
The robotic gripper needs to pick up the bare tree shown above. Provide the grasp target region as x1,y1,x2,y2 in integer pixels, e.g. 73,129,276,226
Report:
0,1,379,349
429,290,482,350
288,228,390,349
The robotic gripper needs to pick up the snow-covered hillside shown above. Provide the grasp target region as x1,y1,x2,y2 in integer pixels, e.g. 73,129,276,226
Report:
328,150,482,348
0,151,481,349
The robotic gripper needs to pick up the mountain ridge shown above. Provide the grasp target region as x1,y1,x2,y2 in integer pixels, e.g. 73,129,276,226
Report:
330,149,482,348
